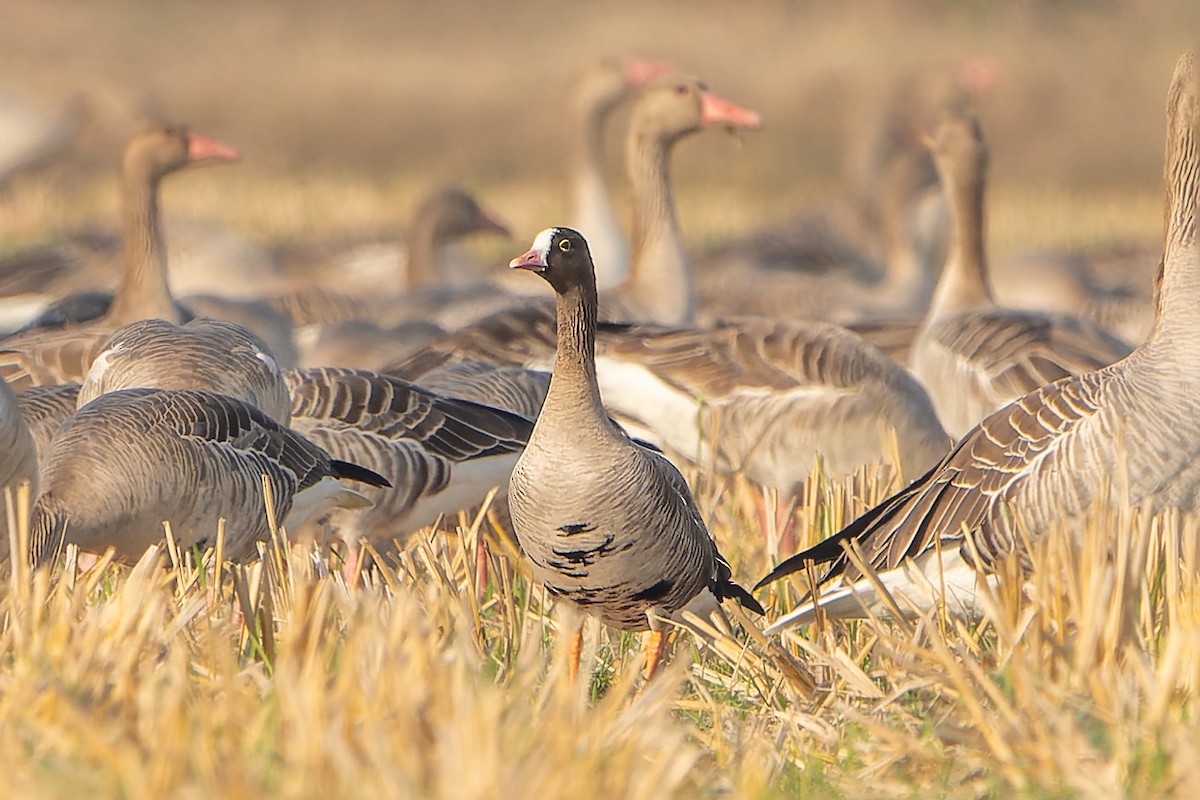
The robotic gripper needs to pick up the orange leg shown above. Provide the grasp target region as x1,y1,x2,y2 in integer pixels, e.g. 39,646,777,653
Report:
642,629,667,680
340,541,363,587
567,629,584,684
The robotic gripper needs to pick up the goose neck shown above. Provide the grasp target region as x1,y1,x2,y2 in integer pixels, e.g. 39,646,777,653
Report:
543,282,605,421
405,209,442,290
621,130,695,324
109,172,179,325
926,165,993,322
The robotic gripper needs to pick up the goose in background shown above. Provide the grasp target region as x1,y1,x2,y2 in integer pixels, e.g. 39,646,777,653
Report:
0,85,85,188
277,186,511,369
909,108,1130,437
77,318,292,423
757,50,1200,631
284,367,532,558
606,74,760,325
28,387,389,566
694,137,947,326
566,55,673,289
507,227,763,678
0,124,239,390
992,241,1160,345
0,375,38,559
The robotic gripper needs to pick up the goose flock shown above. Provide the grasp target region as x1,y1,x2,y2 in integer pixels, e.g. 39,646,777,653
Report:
0,47,1197,676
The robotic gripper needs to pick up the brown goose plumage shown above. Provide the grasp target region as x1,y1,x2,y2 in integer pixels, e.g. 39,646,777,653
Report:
757,51,1200,631
285,367,532,546
0,124,238,391
910,109,1131,437
568,55,673,289
14,382,79,465
507,227,761,644
29,387,388,565
78,318,292,423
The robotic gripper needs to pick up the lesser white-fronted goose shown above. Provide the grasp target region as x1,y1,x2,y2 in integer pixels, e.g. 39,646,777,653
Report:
910,108,1131,437
757,51,1200,631
77,318,292,423
29,387,389,565
0,124,238,390
567,55,673,289
507,227,762,678
284,367,532,548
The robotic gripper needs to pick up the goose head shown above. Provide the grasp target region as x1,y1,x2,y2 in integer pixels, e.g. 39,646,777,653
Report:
926,110,987,188
629,75,762,146
415,185,510,243
509,227,594,295
571,55,674,118
121,124,239,185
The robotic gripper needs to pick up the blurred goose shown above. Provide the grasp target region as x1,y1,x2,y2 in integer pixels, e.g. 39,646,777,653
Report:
607,74,761,325
78,318,292,423
910,109,1131,437
757,51,1200,631
0,124,238,390
283,186,510,368
14,382,79,465
696,137,946,326
284,367,532,550
0,376,38,557
507,228,763,678
567,55,673,288
29,387,389,565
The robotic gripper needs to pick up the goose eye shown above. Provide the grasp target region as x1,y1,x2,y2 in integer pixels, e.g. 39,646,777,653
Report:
675,84,690,95
558,239,572,253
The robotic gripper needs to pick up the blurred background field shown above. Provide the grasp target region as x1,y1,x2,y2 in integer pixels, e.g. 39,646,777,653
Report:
2,2,1200,798
2,0,1197,260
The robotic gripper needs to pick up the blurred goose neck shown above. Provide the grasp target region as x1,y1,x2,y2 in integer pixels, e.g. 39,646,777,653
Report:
570,106,627,287
406,206,443,290
876,155,943,309
621,130,695,325
926,157,993,323
1147,112,1200,351
109,172,180,325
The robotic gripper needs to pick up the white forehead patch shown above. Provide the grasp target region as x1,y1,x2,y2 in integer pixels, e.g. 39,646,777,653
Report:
530,227,559,261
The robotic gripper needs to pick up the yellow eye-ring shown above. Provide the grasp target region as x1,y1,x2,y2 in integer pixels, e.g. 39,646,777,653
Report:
559,239,572,252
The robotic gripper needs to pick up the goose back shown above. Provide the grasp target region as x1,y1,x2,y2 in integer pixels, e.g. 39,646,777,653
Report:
286,367,532,542
78,318,292,423
30,387,383,565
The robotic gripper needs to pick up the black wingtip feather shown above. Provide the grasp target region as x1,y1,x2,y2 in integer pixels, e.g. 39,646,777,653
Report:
717,580,766,616
330,459,392,488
